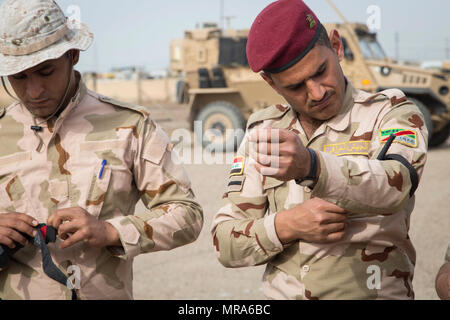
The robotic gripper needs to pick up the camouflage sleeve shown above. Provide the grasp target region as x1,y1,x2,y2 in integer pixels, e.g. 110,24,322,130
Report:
211,135,284,268
106,118,203,260
313,101,428,216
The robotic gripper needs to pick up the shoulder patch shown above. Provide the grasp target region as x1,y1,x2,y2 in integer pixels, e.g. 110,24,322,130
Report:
380,128,418,148
98,95,150,119
228,175,246,193
230,156,245,176
247,104,291,129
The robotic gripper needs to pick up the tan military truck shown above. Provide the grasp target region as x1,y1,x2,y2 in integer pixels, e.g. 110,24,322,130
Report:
171,22,450,151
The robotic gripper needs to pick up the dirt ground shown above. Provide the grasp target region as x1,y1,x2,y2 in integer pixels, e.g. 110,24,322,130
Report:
131,102,449,300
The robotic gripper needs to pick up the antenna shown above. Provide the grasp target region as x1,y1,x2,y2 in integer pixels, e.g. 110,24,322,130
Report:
446,37,450,60
395,32,400,61
326,0,349,24
224,16,236,30
220,0,225,29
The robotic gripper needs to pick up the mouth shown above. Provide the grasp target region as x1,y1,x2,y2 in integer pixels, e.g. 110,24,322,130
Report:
27,99,51,109
311,92,334,111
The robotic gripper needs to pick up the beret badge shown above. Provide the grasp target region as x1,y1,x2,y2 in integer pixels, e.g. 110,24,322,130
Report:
306,14,316,29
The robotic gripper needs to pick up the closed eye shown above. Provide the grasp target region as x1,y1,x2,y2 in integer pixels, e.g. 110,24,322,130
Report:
11,74,26,80
39,69,54,77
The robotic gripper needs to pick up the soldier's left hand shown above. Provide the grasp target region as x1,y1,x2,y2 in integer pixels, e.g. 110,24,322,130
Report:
249,128,312,181
47,207,121,249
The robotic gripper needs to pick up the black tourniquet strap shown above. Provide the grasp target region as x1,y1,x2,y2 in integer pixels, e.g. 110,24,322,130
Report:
33,224,78,300
384,154,419,198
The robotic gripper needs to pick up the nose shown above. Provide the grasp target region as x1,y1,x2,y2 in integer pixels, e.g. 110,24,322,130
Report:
306,79,326,103
25,78,45,101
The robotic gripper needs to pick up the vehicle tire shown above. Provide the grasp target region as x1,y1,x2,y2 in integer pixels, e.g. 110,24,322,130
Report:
195,101,246,152
429,124,450,148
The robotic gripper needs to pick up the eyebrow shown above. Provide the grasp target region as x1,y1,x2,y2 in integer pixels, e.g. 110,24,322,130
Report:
284,61,327,89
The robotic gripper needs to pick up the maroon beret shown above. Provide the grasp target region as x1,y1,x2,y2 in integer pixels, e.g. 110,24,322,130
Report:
247,0,323,73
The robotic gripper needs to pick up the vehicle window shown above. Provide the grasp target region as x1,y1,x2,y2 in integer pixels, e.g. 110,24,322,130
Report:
368,40,387,60
358,36,387,60
359,38,374,59
219,38,249,66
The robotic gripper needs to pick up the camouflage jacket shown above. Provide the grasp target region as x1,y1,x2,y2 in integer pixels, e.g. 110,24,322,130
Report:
0,75,203,300
211,81,428,300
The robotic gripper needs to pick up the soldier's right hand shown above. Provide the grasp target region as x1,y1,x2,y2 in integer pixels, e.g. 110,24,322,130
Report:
0,213,38,249
275,198,348,244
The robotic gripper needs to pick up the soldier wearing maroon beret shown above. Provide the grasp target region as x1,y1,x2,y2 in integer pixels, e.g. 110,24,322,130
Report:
212,0,429,300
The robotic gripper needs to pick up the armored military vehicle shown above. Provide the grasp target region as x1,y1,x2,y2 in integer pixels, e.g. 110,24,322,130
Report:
171,21,450,151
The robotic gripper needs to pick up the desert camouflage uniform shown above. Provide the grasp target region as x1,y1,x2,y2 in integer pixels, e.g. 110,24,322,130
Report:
211,81,428,300
0,73,203,300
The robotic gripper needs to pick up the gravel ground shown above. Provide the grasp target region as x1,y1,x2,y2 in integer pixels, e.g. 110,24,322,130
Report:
131,103,449,300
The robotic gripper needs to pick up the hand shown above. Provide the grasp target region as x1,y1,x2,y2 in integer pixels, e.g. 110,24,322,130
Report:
0,213,38,249
249,128,313,181
275,198,348,244
47,207,120,249
436,263,450,300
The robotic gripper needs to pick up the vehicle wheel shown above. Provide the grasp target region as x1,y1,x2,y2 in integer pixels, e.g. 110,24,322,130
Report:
429,124,450,148
408,97,433,136
195,101,246,152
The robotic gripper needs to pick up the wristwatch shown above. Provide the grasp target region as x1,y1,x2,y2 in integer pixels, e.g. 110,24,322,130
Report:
296,148,318,188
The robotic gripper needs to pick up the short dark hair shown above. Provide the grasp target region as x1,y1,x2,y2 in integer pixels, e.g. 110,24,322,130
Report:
315,24,332,49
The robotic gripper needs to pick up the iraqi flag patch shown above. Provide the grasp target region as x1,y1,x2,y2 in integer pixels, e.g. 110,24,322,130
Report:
230,156,245,176
380,128,418,148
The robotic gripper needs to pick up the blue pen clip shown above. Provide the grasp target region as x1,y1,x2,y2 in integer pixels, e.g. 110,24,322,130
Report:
99,160,107,179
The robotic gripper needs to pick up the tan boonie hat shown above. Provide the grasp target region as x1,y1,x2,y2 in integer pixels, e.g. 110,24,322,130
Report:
0,0,93,77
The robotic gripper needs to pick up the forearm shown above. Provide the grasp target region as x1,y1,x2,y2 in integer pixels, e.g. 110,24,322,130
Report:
312,152,416,215
107,199,203,259
213,214,283,268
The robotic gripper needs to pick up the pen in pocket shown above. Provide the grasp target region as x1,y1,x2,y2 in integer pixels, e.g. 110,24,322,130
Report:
98,160,107,179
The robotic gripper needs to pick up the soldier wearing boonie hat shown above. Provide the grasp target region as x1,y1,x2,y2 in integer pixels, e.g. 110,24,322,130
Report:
212,0,428,300
0,0,203,300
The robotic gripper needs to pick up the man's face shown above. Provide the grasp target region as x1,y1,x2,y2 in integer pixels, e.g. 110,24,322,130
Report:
263,32,347,122
7,51,78,118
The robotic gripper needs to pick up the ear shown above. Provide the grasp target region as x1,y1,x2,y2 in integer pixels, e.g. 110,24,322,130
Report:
261,72,281,95
329,29,344,62
70,50,80,66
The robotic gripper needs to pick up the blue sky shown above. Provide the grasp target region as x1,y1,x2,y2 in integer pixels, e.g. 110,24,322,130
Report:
1,0,449,73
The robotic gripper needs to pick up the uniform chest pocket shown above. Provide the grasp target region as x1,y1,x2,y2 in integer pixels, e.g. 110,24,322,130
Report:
263,177,286,214
0,174,28,212
84,161,113,218
0,152,32,213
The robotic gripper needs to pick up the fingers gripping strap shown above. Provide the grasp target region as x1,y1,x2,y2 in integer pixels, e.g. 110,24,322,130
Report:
385,154,419,197
34,225,77,300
